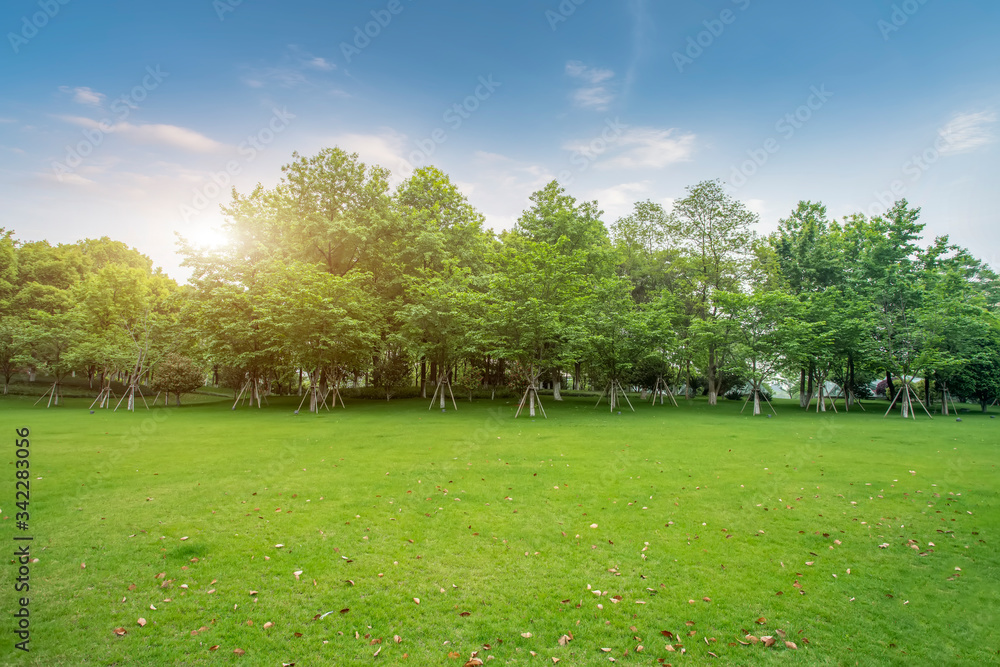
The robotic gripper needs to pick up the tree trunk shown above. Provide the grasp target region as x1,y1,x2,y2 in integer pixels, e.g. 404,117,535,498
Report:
706,348,718,405
420,359,427,398
885,371,896,403
553,369,562,401
799,368,807,408
804,365,814,409
529,390,536,417
175,393,181,406
298,368,303,396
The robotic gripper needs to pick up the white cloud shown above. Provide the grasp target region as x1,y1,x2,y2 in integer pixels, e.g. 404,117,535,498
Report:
326,128,412,183
938,111,996,155
0,117,17,124
589,181,651,220
53,115,225,153
35,171,96,186
116,123,225,153
565,126,696,170
566,60,616,110
59,86,106,107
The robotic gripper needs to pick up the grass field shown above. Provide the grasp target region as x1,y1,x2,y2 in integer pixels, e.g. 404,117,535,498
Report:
1,392,998,666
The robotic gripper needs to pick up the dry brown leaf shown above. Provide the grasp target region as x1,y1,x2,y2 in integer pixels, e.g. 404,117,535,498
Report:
263,622,273,629
785,641,798,650
762,636,775,647
665,644,675,651
234,648,245,656
558,633,573,645
463,659,483,667
113,627,127,636
155,572,165,579
776,629,786,638
447,652,461,659
755,617,767,625
394,635,402,643
209,645,220,651
459,612,471,617
521,632,533,638
600,648,612,652
745,635,759,644
551,659,560,664
702,597,711,602
414,598,420,604
340,608,350,614
374,646,382,658
137,618,146,627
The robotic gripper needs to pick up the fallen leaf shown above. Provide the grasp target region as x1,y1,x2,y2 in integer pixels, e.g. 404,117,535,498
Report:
521,632,533,638
234,648,245,656
137,618,146,627
374,646,382,658
755,617,767,625
264,622,273,629
113,627,127,636
785,641,798,649
394,635,402,643
464,659,483,667
558,634,573,645
448,652,461,659
414,598,420,604
460,612,471,617
155,572,165,579
762,636,775,647
209,645,220,651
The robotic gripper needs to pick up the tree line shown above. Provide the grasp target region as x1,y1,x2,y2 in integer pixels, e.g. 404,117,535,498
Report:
2,147,998,414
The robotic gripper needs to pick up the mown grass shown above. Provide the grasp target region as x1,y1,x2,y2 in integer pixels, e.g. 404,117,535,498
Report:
2,393,998,665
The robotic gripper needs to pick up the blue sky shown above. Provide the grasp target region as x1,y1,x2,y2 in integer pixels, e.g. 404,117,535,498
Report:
2,0,998,279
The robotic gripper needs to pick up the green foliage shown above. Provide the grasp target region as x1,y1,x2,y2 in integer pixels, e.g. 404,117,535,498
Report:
150,354,205,405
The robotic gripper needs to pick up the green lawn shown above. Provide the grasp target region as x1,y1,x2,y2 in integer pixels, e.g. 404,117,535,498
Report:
2,393,998,665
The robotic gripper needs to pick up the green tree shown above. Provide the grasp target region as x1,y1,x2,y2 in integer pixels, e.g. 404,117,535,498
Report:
669,180,758,404
150,354,205,405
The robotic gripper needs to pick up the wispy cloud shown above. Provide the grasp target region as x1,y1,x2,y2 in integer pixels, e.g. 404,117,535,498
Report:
59,86,106,107
566,60,616,110
242,45,341,90
564,126,696,169
938,110,996,155
54,115,225,153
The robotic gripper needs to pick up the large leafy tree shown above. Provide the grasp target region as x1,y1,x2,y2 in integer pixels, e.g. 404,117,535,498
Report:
669,180,758,404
